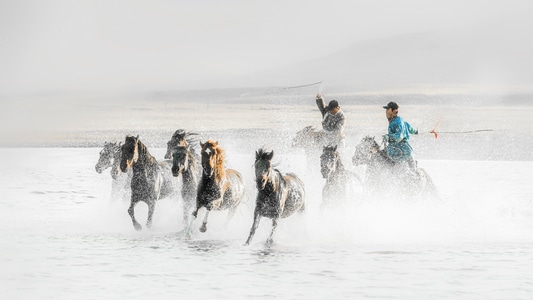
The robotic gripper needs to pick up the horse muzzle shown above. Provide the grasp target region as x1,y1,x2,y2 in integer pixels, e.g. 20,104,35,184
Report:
203,167,214,177
164,151,172,160
120,160,132,173
95,164,103,173
172,165,183,177
256,178,267,190
320,168,330,179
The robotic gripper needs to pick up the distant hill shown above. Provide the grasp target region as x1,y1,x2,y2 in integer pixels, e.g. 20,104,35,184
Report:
242,20,533,94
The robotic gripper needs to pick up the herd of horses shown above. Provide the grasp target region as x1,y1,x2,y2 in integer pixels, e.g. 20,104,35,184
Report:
95,128,438,245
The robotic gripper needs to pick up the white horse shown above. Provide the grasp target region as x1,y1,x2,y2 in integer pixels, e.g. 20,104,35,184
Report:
95,141,131,201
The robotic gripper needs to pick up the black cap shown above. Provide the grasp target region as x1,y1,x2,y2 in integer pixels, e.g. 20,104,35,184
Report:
383,101,399,110
327,100,339,111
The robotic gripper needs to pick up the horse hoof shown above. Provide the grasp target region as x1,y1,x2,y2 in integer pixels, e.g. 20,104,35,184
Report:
133,223,142,231
200,224,207,233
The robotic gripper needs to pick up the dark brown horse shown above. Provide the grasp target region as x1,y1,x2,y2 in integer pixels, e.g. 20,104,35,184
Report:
186,140,245,235
120,135,178,231
245,148,306,245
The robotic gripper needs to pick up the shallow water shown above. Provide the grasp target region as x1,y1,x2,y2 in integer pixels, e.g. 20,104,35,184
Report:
1,148,533,299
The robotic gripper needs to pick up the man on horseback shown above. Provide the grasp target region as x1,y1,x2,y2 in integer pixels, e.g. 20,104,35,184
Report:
382,101,419,176
315,93,346,151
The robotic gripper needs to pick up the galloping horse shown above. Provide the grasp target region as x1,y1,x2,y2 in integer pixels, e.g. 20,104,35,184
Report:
320,145,362,207
164,129,200,159
352,136,438,199
95,141,131,201
171,145,200,226
245,148,306,245
120,135,178,231
188,140,245,235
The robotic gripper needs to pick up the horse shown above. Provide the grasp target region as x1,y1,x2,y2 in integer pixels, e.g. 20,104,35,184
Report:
187,140,245,235
352,136,438,199
120,135,178,231
171,145,200,226
245,148,306,245
320,145,363,207
291,125,326,166
164,129,200,159
95,141,131,201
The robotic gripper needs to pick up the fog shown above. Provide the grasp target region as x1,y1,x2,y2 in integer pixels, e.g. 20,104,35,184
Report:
1,0,532,94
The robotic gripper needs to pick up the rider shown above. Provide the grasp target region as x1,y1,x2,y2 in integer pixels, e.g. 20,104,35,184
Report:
315,93,346,151
382,101,418,174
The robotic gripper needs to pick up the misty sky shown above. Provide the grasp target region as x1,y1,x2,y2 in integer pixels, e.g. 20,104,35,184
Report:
1,0,531,94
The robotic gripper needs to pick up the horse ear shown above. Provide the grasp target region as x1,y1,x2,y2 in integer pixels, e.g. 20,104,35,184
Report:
200,141,205,148
267,151,274,160
214,141,219,146
255,150,260,160
333,145,337,151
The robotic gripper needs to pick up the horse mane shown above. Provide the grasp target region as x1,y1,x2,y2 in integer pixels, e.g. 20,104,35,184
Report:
110,142,122,179
137,140,157,165
172,129,200,147
362,136,394,165
125,135,157,166
203,139,226,183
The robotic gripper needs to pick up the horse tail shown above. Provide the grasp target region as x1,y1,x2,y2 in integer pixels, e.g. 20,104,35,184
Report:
225,169,245,208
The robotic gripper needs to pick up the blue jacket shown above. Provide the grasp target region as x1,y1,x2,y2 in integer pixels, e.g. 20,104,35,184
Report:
386,116,418,161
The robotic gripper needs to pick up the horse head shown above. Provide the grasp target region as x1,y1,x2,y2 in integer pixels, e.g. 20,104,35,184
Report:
120,135,139,172
200,140,224,181
171,145,191,177
352,136,380,166
165,129,188,159
320,145,339,179
254,148,274,190
95,142,113,173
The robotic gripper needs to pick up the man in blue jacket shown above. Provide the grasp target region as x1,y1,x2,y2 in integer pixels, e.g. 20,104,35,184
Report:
382,101,418,173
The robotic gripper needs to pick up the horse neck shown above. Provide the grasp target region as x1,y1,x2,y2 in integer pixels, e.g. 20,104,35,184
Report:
110,149,122,178
334,155,345,172
182,152,199,184
135,142,157,168
261,168,284,195
371,149,392,168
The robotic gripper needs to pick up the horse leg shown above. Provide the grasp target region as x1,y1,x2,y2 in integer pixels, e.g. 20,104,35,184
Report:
182,200,191,226
185,204,200,238
128,201,142,231
244,211,262,246
199,210,210,233
266,218,278,245
224,205,238,229
146,200,155,229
